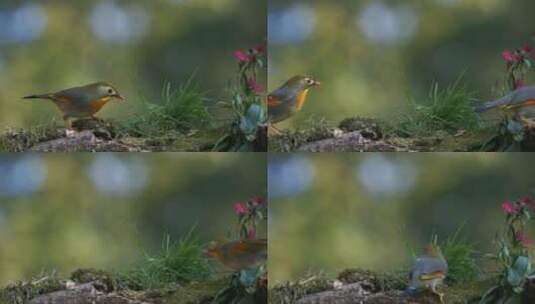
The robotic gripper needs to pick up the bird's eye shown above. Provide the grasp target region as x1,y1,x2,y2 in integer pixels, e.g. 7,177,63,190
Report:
108,89,113,94
306,78,314,85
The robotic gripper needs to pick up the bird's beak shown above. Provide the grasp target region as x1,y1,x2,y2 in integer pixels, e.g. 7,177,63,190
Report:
114,94,125,101
312,80,321,87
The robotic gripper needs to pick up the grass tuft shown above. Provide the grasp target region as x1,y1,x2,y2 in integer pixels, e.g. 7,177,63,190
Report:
392,76,480,137
119,78,211,138
119,230,212,290
431,226,480,284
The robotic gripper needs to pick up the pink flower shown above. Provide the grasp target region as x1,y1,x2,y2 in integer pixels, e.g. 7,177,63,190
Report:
520,196,535,211
247,228,257,240
502,201,518,215
251,196,267,207
253,44,266,55
515,79,525,89
247,79,265,94
234,50,251,63
515,231,533,247
234,202,249,215
522,44,533,53
521,196,534,205
502,50,520,64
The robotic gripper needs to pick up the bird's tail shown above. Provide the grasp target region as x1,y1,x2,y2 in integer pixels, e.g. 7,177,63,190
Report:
22,94,52,100
403,287,419,297
473,96,510,113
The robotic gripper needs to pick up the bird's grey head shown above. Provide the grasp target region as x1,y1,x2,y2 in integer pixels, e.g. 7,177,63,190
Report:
95,82,124,101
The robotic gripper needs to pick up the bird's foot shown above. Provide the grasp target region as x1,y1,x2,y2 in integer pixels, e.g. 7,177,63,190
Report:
65,129,77,137
91,116,106,124
268,124,283,135
436,292,445,304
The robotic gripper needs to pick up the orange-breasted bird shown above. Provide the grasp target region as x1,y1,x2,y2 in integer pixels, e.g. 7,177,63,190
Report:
23,82,124,136
204,238,267,271
406,244,448,303
474,86,535,113
474,86,535,126
268,75,320,129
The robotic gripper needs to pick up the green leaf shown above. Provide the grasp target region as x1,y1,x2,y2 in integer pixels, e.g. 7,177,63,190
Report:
512,256,531,277
507,120,523,135
240,104,266,141
233,94,243,110
507,268,523,287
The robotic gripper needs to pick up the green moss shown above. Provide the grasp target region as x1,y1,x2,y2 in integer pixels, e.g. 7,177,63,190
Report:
0,122,63,152
338,117,384,139
165,277,230,304
269,115,494,152
70,268,119,292
269,269,497,304
269,118,334,152
0,274,64,304
269,273,334,304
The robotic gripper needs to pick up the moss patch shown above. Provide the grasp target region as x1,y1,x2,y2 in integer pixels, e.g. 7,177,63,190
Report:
269,269,495,304
269,116,495,152
0,269,241,304
165,277,230,304
0,274,65,304
269,273,335,304
0,119,224,152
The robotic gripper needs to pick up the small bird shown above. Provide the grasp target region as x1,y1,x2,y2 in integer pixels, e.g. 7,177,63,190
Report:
406,244,448,303
204,238,267,271
23,82,124,136
474,86,535,113
268,75,320,130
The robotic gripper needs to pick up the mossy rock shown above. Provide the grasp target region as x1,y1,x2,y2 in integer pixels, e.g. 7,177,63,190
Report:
269,116,495,152
0,118,224,152
70,268,119,292
0,275,65,304
165,277,230,304
269,274,335,304
338,117,383,140
269,269,495,304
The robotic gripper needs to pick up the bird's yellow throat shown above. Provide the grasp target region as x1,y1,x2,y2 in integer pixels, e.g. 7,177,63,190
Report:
90,96,112,112
295,89,310,111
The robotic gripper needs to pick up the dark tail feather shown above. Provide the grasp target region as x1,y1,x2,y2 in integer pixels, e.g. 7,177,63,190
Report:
403,287,418,297
22,94,51,100
473,104,492,113
474,96,510,113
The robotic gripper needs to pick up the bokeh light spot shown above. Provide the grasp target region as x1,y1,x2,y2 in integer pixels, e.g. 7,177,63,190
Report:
0,156,46,197
88,155,147,197
268,156,314,199
356,155,417,199
0,3,47,44
357,2,419,46
89,2,150,44
268,3,316,45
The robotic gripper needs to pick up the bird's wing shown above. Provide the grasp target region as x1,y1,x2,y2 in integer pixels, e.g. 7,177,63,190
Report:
267,95,282,106
419,271,446,281
54,86,91,104
227,239,267,257
416,257,448,274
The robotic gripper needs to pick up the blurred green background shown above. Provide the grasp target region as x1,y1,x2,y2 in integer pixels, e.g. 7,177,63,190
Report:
268,153,535,283
268,0,535,128
0,153,266,286
0,0,265,128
